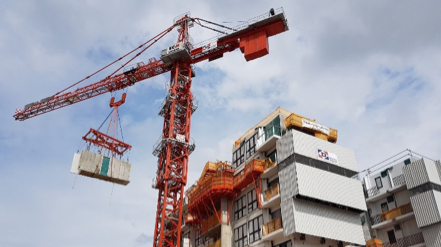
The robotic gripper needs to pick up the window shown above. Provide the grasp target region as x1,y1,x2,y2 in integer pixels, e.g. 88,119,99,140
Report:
248,215,263,243
274,240,292,247
271,208,282,219
375,177,383,188
387,230,397,244
234,224,248,247
234,195,247,220
387,195,395,203
267,150,277,163
381,202,389,212
233,144,245,167
195,232,204,247
264,116,281,141
246,133,258,159
247,189,258,212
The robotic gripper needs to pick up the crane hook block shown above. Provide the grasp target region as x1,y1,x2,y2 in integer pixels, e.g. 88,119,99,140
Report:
109,93,127,107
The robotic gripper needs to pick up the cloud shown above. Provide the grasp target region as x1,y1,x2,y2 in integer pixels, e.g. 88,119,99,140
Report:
2,1,441,247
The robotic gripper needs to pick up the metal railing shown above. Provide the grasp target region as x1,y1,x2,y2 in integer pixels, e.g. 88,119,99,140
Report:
366,186,381,198
392,174,406,187
370,203,414,226
383,232,424,247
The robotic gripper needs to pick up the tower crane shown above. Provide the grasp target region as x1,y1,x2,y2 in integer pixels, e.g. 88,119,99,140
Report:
13,8,288,247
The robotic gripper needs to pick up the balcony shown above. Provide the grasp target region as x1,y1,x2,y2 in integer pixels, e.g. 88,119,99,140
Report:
366,175,407,203
256,126,281,153
371,203,414,229
262,217,283,241
261,183,280,209
261,159,278,179
383,232,424,247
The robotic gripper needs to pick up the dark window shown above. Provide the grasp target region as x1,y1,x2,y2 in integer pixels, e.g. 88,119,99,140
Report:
248,215,263,243
233,144,245,168
274,241,292,247
387,230,397,244
267,150,277,163
247,189,258,212
234,224,248,247
375,177,383,188
381,202,389,212
195,232,204,247
387,195,395,203
234,195,247,220
271,208,282,219
246,133,258,159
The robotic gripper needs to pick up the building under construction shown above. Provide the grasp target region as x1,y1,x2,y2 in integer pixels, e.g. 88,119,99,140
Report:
181,107,367,247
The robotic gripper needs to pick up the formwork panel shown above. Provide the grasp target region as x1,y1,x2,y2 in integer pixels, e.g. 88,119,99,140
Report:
295,163,367,211
292,198,365,245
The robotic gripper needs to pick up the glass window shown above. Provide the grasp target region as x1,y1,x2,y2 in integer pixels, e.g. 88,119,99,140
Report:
234,224,248,247
271,208,282,219
233,144,245,168
234,195,247,220
267,150,277,163
248,215,263,243
381,202,389,212
246,133,258,159
387,230,397,244
274,240,292,247
247,189,258,212
375,177,383,188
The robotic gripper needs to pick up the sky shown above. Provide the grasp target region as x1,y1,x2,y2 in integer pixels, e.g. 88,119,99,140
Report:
1,1,441,247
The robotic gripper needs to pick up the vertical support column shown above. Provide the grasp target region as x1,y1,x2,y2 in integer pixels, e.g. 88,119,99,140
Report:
221,198,232,247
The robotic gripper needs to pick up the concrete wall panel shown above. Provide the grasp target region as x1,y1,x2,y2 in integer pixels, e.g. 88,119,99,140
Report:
290,130,358,172
422,223,441,247
292,198,365,245
295,163,367,211
410,190,441,228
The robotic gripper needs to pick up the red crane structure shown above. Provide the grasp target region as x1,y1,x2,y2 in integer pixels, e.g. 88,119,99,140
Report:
14,8,288,247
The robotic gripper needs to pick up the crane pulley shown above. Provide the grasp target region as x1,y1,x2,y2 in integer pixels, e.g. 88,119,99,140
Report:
14,8,289,247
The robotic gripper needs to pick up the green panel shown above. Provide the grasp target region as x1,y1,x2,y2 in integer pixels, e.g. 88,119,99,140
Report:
264,115,281,141
404,158,411,165
100,156,110,176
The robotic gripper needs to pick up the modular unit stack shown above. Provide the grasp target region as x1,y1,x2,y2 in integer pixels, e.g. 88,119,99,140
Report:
277,129,366,246
361,152,441,247
70,150,131,185
403,158,441,246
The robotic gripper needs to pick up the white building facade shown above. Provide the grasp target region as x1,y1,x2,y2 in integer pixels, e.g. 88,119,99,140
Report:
182,108,367,247
363,153,441,247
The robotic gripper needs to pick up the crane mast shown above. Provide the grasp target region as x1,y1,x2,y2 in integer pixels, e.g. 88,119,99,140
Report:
151,14,195,247
13,8,289,247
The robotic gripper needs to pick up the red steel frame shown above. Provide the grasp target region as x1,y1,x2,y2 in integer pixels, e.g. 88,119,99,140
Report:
152,17,194,247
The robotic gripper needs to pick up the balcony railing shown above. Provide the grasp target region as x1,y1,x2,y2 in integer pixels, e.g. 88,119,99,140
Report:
262,217,282,236
383,232,424,247
264,183,279,201
366,186,381,198
370,203,413,225
392,174,406,187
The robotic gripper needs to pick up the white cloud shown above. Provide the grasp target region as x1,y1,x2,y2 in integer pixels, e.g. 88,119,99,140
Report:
1,1,441,246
